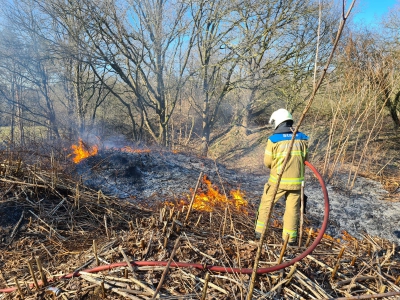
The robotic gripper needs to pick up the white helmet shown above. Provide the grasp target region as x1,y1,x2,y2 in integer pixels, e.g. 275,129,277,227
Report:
269,108,293,129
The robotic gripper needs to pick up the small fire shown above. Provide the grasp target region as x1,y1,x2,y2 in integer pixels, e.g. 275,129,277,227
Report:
189,176,248,213
71,138,99,163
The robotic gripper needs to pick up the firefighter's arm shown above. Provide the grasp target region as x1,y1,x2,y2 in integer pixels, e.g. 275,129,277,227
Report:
264,140,273,168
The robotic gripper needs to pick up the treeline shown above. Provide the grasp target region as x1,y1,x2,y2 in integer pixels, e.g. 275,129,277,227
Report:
0,0,398,161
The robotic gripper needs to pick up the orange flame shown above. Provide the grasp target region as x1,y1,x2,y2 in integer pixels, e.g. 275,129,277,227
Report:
71,139,99,163
189,176,248,213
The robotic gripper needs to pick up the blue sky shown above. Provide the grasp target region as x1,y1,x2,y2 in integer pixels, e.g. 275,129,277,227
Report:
352,0,399,26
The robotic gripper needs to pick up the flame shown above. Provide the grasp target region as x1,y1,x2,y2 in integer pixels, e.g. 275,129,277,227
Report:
71,138,98,163
189,176,248,213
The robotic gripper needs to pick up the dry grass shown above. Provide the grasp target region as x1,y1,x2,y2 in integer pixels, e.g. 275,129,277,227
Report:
0,149,399,299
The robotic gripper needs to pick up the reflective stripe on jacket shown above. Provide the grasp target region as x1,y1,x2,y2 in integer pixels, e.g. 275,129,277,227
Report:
264,132,308,190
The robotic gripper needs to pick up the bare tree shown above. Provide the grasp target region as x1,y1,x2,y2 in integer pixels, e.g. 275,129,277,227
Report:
35,0,195,145
341,31,400,127
187,0,333,155
236,0,335,133
0,9,61,143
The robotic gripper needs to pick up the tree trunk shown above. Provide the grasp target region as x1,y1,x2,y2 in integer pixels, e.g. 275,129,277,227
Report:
389,90,400,128
200,89,210,156
241,103,253,135
200,122,210,157
382,84,400,128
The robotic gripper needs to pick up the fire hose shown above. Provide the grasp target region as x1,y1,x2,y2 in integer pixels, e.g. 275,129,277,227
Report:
0,161,329,294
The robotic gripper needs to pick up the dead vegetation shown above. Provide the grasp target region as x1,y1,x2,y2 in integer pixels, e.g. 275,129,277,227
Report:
0,151,399,300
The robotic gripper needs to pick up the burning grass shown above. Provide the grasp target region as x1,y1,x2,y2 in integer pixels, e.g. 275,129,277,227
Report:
167,175,248,214
71,139,153,164
0,150,399,299
71,138,99,163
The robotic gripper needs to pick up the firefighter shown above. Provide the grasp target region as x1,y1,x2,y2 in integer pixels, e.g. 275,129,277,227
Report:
255,108,308,245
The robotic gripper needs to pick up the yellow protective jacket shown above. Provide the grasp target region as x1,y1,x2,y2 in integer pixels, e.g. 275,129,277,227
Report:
264,132,308,190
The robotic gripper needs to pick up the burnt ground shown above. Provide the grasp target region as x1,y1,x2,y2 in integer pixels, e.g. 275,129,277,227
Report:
0,202,26,245
76,148,400,246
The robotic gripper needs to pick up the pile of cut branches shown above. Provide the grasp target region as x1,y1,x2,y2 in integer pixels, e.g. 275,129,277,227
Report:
0,152,399,300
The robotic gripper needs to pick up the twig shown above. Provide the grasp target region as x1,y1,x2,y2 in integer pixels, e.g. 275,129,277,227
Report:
335,276,376,288
104,214,109,240
320,290,400,300
0,178,47,188
79,271,155,295
119,246,136,277
151,236,181,299
28,210,66,241
246,0,356,294
182,232,218,262
81,274,141,300
181,271,229,295
8,210,24,244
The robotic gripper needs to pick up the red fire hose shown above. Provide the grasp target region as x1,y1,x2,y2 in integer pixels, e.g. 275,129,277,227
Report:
0,161,329,293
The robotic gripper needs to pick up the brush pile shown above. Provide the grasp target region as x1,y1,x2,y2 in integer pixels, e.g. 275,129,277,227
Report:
0,150,399,300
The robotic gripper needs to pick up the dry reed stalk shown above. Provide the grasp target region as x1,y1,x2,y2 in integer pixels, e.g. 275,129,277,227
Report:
284,287,306,300
151,236,181,299
75,183,80,209
181,272,228,295
305,228,313,247
28,210,66,241
247,4,355,284
104,215,109,240
350,256,357,266
184,171,203,224
308,255,377,295
81,274,141,300
195,214,202,227
35,256,48,286
277,234,290,264
332,247,346,279
9,210,24,244
335,276,376,288
200,273,210,300
143,231,154,259
79,271,154,295
27,260,39,290
222,207,227,236
119,246,136,277
93,240,99,266
297,270,332,298
14,277,24,299
285,263,298,282
0,178,47,188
